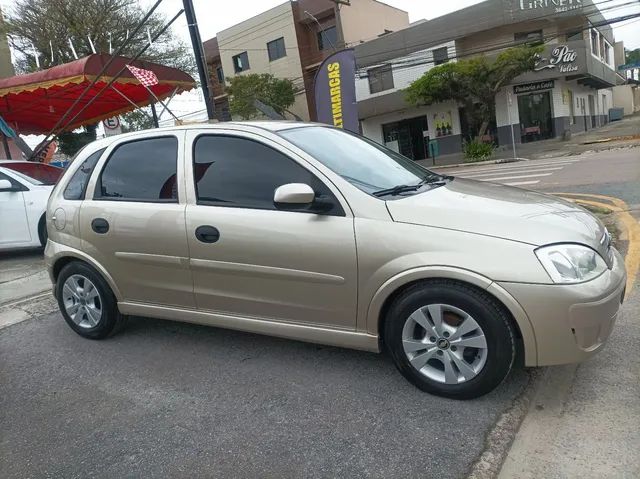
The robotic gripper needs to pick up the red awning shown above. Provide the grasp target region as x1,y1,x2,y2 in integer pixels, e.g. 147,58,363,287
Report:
0,54,196,135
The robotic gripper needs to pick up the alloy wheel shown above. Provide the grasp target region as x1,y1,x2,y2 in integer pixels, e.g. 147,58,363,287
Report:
62,274,103,329
401,303,488,384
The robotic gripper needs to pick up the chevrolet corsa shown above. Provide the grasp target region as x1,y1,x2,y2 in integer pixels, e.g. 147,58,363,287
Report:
45,123,626,399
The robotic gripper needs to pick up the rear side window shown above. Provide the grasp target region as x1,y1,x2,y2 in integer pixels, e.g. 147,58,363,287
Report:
95,137,178,202
63,148,105,200
193,135,343,215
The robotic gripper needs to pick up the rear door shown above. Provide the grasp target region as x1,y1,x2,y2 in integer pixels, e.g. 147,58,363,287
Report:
80,132,195,308
0,171,31,245
184,129,358,329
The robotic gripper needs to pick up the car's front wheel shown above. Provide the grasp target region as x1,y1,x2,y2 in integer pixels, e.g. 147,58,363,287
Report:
56,261,126,339
384,280,515,399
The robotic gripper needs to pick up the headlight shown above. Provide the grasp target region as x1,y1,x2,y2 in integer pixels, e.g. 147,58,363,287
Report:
535,244,607,284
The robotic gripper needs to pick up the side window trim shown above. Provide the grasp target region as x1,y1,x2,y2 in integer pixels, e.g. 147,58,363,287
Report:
93,135,179,204
191,132,345,217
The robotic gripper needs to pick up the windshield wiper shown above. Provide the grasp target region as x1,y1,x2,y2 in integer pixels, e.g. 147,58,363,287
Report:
373,175,450,197
373,184,421,197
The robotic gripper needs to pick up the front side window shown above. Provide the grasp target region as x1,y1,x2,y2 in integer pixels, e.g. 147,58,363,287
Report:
96,137,178,202
317,26,337,51
193,135,342,215
232,52,250,73
63,148,105,200
267,37,286,61
368,64,394,93
280,127,439,197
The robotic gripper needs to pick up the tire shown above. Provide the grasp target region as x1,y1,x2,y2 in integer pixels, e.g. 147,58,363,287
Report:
383,280,515,400
38,215,48,247
55,261,126,339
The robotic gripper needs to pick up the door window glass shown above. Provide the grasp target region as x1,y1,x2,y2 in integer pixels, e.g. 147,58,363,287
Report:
64,148,105,200
96,137,178,202
193,135,343,215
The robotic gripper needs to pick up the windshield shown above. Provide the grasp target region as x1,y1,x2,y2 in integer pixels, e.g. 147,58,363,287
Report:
280,126,439,196
2,162,63,185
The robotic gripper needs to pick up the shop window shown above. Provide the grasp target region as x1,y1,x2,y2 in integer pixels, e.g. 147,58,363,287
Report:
368,64,394,94
433,47,449,66
267,37,286,62
232,51,250,73
515,30,543,45
317,26,337,51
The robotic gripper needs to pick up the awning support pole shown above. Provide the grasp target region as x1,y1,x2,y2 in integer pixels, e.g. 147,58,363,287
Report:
158,87,179,119
150,99,160,128
109,85,155,122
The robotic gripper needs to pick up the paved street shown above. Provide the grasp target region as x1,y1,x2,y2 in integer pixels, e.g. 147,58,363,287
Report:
1,147,638,478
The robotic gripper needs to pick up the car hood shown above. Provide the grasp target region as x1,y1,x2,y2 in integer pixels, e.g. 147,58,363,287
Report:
386,178,607,252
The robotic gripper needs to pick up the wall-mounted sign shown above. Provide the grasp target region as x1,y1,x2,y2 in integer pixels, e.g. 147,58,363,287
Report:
514,80,555,94
534,45,578,73
518,0,582,14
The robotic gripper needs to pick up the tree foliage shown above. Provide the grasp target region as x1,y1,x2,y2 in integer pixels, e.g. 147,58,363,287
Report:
406,46,543,139
227,74,296,120
2,0,194,74
121,108,155,133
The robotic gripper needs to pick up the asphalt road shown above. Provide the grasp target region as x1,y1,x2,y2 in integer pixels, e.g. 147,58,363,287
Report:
1,147,638,478
0,311,528,479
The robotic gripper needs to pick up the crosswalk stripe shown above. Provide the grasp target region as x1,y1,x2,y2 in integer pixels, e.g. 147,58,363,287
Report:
476,173,554,181
503,180,540,186
462,167,564,178
441,159,579,175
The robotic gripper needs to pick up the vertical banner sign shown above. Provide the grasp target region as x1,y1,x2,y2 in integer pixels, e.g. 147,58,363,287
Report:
314,49,358,133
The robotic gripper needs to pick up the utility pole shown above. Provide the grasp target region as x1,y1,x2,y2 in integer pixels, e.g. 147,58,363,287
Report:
183,0,216,121
333,0,350,50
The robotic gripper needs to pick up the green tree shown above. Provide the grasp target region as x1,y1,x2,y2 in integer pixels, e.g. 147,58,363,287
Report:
227,74,296,120
2,0,195,154
626,48,640,81
406,45,543,140
121,108,155,133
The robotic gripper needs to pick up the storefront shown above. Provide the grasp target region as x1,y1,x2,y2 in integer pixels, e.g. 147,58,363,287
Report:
513,80,555,143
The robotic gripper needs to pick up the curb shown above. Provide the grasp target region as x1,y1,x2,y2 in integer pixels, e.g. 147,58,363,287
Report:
466,368,543,479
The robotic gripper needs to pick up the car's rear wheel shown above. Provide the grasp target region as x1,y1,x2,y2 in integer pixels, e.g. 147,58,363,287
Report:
384,280,515,399
56,261,125,339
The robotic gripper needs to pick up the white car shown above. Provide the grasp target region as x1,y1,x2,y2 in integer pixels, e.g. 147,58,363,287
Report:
0,160,63,251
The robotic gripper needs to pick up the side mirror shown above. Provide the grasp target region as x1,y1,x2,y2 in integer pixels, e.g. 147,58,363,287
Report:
274,183,315,209
0,179,17,192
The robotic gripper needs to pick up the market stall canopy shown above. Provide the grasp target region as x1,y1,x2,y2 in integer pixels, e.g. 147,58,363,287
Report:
0,54,196,135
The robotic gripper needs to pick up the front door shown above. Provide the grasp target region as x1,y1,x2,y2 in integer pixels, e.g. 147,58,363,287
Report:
517,91,554,143
588,95,596,128
80,133,195,309
0,172,31,245
184,131,358,329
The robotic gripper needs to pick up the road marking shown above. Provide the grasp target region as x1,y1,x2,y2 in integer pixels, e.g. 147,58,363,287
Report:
556,193,639,294
503,180,540,186
442,159,580,175
462,167,565,178
475,173,554,182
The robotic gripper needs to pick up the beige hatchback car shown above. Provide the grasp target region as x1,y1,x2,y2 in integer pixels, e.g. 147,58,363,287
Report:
45,122,626,399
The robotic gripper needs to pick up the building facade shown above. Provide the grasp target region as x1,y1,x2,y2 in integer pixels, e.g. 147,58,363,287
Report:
204,0,410,121
354,0,623,160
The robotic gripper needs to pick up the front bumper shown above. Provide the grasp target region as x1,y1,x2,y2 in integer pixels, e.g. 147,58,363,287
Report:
498,247,626,366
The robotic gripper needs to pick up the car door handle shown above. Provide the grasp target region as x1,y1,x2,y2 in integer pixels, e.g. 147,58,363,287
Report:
91,218,109,234
195,225,220,244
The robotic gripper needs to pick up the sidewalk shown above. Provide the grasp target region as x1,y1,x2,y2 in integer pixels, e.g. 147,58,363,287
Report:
420,113,640,168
